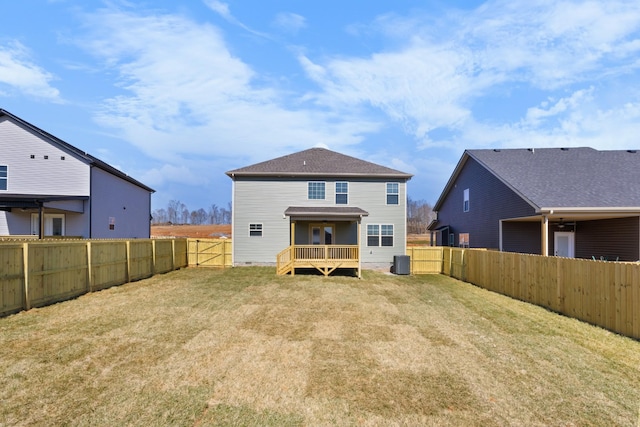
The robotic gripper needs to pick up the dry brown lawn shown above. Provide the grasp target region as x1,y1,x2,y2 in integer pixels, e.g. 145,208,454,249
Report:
1,267,639,426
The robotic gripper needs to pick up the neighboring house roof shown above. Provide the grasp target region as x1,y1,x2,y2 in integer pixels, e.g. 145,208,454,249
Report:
226,147,413,179
0,108,154,193
435,147,640,211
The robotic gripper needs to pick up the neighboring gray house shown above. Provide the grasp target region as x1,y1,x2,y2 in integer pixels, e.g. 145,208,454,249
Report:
226,147,413,275
428,147,640,261
0,109,154,239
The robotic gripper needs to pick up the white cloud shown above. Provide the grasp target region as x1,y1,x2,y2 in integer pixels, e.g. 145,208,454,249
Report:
272,12,306,34
141,163,200,187
78,8,380,163
299,0,640,155
0,41,61,100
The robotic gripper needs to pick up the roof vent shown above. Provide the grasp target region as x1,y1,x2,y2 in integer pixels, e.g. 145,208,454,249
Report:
527,148,535,153
560,147,569,151
627,150,637,153
493,149,501,152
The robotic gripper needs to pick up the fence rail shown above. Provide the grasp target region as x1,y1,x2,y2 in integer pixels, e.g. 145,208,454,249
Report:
1,239,189,317
409,247,640,340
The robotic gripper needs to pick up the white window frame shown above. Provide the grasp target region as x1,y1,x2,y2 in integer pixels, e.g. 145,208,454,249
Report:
308,181,326,200
367,224,394,247
386,182,399,205
463,188,470,212
249,223,263,237
335,181,348,204
0,165,7,191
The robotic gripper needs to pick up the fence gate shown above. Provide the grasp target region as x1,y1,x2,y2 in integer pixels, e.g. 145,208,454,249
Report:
187,238,231,268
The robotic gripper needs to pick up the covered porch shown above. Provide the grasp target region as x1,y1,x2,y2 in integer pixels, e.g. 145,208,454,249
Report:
0,195,88,238
276,206,368,277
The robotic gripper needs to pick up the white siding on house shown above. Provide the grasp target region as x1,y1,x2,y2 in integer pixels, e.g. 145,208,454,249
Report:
231,177,408,265
0,118,90,196
90,167,151,238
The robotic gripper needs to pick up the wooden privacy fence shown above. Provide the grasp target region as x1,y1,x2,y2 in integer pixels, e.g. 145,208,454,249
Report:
409,246,640,340
187,238,232,268
0,239,188,317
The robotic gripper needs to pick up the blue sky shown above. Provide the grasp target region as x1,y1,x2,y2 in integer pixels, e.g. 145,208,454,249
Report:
2,0,640,212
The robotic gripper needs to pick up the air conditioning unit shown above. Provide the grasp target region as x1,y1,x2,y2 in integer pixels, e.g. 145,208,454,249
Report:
393,255,410,275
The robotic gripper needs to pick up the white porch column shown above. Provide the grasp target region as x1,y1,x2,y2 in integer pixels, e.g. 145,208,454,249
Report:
541,216,549,256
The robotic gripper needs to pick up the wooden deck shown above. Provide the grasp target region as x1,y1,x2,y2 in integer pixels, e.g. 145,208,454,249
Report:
276,245,360,277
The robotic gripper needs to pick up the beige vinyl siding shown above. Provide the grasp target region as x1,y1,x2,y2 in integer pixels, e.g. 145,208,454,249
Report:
231,177,408,265
0,118,90,196
350,179,407,264
232,178,297,263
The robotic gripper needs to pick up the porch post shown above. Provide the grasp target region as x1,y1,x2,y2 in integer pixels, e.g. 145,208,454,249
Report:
357,220,362,279
38,201,44,239
541,216,549,256
290,220,295,246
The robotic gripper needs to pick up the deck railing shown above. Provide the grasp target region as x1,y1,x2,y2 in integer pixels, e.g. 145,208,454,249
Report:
277,245,359,276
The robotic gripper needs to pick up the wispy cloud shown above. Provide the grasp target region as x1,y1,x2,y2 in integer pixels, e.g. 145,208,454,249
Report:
300,0,640,152
0,41,61,100
203,0,270,39
272,12,306,34
77,7,379,171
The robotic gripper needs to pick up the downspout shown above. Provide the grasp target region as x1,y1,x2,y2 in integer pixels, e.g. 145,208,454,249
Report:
499,219,503,252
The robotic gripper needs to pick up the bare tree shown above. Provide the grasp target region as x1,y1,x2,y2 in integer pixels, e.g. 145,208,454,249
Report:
167,200,182,224
208,204,219,224
407,196,435,234
151,208,168,224
180,204,189,224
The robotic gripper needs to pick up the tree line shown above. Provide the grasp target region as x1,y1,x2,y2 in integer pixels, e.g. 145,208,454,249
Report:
151,200,232,225
152,197,435,234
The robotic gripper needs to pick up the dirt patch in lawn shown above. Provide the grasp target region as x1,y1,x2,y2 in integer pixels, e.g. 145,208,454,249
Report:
151,224,231,238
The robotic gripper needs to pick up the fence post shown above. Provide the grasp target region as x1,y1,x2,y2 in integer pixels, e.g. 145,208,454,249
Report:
125,240,131,283
171,239,176,270
87,241,93,293
461,249,466,282
449,248,453,277
151,239,156,275
22,242,31,311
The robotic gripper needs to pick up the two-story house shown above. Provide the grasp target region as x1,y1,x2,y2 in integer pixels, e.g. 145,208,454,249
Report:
0,109,154,239
226,147,413,276
428,147,640,261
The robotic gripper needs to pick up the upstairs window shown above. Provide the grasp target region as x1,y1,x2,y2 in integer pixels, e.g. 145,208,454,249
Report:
386,182,399,205
308,182,325,200
0,166,6,190
335,182,348,204
463,188,470,212
249,223,263,237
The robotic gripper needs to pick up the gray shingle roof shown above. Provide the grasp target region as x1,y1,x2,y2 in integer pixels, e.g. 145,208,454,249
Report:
226,147,412,179
466,147,640,208
284,206,369,217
